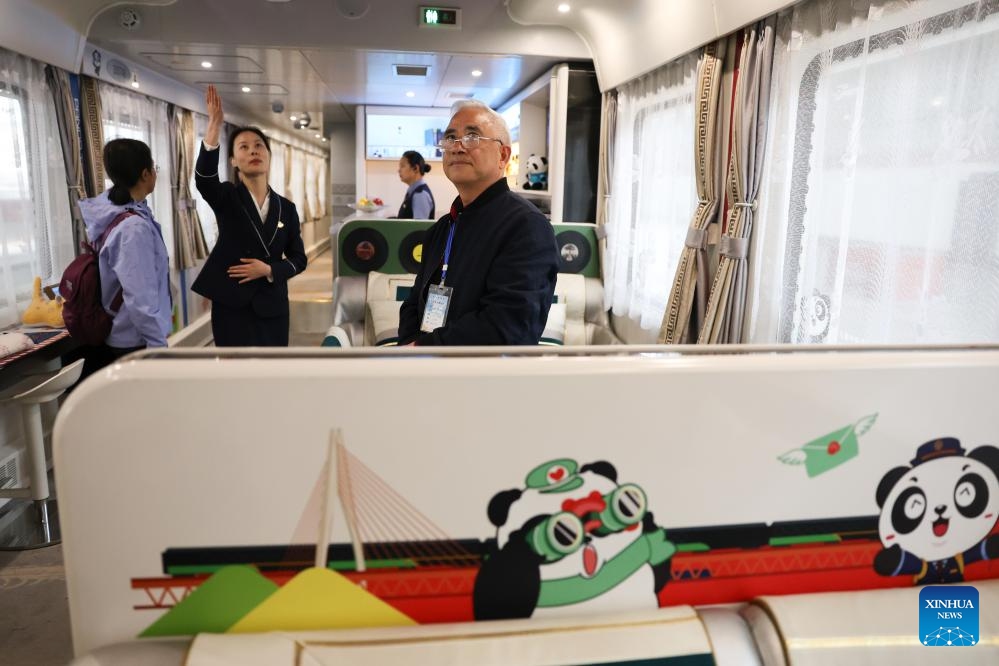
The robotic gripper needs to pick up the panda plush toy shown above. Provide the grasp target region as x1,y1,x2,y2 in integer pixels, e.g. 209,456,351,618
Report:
523,154,548,190
473,459,674,620
874,437,999,584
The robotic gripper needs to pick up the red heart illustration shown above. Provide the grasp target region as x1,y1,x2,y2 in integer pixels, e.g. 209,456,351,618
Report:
549,467,565,482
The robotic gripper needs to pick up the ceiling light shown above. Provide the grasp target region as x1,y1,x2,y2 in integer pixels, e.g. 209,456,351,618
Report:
290,115,297,121
131,73,139,88
241,86,251,93
406,91,415,98
558,3,570,12
322,137,328,142
200,60,212,68
471,69,482,77
315,133,321,139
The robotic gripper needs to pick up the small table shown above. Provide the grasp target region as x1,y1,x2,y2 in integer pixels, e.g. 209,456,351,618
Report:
0,329,75,391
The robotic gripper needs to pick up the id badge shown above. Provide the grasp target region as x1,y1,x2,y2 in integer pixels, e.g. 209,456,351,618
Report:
421,284,453,332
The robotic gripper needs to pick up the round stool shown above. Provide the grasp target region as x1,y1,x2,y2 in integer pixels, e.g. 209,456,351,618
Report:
0,358,84,549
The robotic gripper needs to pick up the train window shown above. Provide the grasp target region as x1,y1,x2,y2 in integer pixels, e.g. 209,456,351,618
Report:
190,111,226,249
604,53,698,338
99,83,175,266
0,50,74,328
750,0,999,344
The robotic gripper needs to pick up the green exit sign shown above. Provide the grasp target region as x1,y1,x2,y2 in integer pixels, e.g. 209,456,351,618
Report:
420,6,461,29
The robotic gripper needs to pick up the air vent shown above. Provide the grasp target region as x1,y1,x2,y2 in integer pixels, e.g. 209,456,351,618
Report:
446,91,475,99
394,65,429,77
0,451,19,490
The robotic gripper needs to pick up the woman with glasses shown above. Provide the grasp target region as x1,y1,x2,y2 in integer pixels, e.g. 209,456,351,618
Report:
398,100,558,346
76,138,171,378
395,150,436,219
192,85,308,346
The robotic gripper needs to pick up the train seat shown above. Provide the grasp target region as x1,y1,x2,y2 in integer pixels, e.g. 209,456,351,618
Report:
71,606,752,665
328,218,616,347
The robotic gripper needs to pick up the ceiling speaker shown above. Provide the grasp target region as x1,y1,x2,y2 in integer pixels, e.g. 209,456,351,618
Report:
119,9,141,30
334,0,370,19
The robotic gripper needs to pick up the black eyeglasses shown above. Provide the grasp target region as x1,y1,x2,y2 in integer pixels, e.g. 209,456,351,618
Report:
437,134,504,151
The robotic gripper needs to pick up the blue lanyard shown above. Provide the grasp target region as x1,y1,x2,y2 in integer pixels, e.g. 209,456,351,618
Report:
440,220,456,286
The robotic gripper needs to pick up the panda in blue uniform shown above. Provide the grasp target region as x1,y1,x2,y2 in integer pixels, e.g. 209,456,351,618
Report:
874,438,999,584
473,459,675,620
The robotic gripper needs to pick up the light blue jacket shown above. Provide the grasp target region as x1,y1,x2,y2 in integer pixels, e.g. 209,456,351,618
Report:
79,192,171,348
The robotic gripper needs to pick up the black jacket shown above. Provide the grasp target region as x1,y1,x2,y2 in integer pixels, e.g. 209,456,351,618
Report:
192,146,307,316
399,179,558,345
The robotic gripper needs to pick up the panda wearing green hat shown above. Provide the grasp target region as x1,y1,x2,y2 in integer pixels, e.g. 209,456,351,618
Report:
473,458,675,620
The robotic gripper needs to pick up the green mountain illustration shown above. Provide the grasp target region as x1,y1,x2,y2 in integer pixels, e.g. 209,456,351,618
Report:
140,565,278,637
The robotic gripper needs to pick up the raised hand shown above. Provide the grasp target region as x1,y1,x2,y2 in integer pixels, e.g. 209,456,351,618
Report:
204,84,224,147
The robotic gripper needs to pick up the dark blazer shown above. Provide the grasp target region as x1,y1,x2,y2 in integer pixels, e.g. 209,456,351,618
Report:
192,145,307,317
398,179,558,345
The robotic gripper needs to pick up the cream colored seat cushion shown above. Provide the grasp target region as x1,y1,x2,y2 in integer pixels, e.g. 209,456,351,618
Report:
364,272,417,346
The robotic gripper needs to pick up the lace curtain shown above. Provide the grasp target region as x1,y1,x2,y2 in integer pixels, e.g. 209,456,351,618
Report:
604,52,699,332
748,0,999,343
0,48,74,327
99,82,175,266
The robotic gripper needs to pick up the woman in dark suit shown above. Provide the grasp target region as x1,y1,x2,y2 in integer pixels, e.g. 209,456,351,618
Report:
193,85,307,346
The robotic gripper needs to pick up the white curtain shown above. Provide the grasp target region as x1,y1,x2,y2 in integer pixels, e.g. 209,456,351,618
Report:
289,147,307,219
318,156,328,217
99,82,175,265
749,0,999,344
269,137,287,202
0,48,74,327
305,154,319,221
604,53,699,330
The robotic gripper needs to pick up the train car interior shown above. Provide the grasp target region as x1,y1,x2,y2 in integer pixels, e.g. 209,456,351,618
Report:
0,0,996,664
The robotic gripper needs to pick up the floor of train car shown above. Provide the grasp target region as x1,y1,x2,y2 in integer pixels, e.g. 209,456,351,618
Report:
0,516,72,665
0,245,334,665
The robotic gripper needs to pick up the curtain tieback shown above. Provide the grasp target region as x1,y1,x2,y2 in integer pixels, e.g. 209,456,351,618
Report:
719,235,750,259
732,199,757,211
685,228,708,250
595,225,607,240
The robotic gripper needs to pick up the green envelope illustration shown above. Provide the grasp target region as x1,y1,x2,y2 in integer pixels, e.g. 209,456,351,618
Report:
778,414,878,478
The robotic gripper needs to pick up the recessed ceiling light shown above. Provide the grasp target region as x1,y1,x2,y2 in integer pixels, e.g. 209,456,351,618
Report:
471,69,482,77
131,80,139,88
322,137,328,142
241,86,251,93
315,133,321,139
405,91,415,98
290,115,297,121
558,3,570,12
200,60,212,68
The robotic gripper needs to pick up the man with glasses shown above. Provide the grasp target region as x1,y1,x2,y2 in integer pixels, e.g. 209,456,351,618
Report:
398,100,558,346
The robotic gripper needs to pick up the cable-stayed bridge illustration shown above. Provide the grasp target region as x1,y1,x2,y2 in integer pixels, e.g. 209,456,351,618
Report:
127,429,999,635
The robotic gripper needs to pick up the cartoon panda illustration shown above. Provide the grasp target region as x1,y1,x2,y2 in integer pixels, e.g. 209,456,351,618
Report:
874,437,999,584
473,459,674,620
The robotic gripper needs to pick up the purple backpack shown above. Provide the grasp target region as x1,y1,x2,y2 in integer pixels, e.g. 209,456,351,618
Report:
59,211,133,346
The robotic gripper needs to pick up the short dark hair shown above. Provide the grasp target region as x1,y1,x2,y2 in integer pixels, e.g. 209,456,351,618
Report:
228,126,272,179
402,150,431,175
103,138,153,205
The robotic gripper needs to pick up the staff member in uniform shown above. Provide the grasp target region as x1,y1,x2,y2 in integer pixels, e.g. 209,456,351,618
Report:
398,100,558,346
193,85,307,346
395,150,435,219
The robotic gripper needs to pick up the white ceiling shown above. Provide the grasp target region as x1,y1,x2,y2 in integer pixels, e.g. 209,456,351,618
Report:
77,0,591,134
